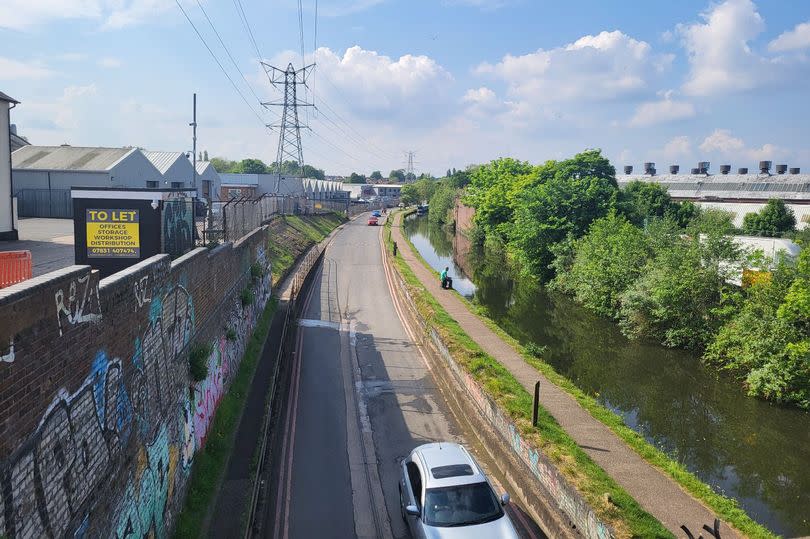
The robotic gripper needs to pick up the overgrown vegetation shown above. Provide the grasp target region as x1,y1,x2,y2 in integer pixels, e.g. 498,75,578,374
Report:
173,298,278,538
393,211,775,539
239,288,254,307
188,342,213,382
250,261,264,282
461,150,808,408
384,215,671,539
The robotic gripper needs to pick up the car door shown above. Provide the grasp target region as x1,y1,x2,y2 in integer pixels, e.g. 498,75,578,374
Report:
403,459,426,539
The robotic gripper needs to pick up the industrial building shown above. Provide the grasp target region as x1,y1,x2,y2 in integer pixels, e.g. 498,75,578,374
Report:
619,161,810,229
0,91,19,240
219,173,348,202
196,160,221,201
143,150,195,189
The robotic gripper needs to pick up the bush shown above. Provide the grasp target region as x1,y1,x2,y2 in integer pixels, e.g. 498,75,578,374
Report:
189,342,212,382
225,328,237,342
525,342,548,358
250,262,264,281
240,288,255,307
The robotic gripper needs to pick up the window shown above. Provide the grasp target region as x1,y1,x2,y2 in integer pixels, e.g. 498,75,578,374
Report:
406,462,423,510
423,482,503,528
146,181,159,188
431,464,474,479
171,182,183,189
228,188,242,199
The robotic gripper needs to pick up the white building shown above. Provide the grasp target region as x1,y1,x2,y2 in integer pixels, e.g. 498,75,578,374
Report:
12,145,162,190
0,91,19,240
195,161,221,201
143,151,195,190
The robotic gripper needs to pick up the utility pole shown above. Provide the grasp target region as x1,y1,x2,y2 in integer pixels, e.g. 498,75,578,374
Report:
261,62,314,190
190,93,197,193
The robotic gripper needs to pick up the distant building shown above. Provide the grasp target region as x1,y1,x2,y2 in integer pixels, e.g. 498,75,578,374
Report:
619,164,810,229
9,124,29,152
12,145,163,190
195,161,221,201
143,151,195,190
0,91,19,240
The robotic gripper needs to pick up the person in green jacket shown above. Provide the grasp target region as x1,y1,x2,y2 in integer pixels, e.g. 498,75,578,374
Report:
440,266,452,289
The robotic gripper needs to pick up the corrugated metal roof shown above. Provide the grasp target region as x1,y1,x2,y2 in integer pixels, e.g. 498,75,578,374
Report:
11,145,135,172
619,173,810,201
221,173,259,186
195,161,212,174
143,151,189,175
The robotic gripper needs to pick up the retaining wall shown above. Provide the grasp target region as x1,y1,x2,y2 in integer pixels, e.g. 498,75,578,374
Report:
0,226,273,538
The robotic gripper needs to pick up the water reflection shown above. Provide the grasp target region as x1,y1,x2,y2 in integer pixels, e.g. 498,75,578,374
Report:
403,214,810,537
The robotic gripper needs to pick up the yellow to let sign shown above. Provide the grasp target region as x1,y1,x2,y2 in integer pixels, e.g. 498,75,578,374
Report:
86,209,141,258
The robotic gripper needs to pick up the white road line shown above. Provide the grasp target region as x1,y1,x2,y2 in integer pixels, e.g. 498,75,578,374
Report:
298,318,341,330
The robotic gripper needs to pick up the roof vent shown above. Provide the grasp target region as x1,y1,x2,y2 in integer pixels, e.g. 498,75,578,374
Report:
670,165,679,174
10,124,17,135
776,164,788,175
720,165,731,175
691,167,701,174
738,167,748,174
759,161,772,174
643,162,656,175
698,161,710,174
624,165,633,175
790,167,800,175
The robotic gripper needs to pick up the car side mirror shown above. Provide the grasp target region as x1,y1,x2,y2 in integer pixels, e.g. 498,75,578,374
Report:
500,493,510,505
405,505,420,517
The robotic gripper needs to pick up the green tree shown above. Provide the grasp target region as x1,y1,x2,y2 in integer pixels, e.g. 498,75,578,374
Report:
552,213,650,318
210,157,238,173
238,158,269,174
370,170,383,181
348,172,366,184
742,199,796,237
400,183,419,205
301,164,325,181
389,169,406,182
428,181,456,226
509,150,618,280
618,181,675,227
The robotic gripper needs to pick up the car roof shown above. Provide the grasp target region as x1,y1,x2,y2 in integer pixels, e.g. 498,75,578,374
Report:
412,443,487,489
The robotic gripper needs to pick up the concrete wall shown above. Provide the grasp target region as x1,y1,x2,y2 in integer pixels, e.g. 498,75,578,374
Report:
0,101,13,236
0,226,273,538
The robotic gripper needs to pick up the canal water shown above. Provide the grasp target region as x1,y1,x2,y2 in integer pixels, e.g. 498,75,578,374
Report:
403,214,810,537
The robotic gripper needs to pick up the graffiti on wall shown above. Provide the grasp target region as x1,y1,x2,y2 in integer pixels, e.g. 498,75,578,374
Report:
162,200,193,258
1,243,273,539
55,273,103,336
428,327,614,539
1,338,13,364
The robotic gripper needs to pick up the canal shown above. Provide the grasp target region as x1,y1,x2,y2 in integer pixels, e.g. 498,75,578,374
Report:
403,214,810,537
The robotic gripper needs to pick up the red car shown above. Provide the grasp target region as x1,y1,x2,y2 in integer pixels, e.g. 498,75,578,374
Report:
368,216,379,226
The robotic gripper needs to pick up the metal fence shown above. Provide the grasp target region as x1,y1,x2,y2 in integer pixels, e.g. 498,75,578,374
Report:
200,195,354,245
15,189,73,218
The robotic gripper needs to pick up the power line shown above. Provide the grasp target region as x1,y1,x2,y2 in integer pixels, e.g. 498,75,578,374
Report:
311,106,390,162
173,0,269,131
232,0,262,61
195,0,264,106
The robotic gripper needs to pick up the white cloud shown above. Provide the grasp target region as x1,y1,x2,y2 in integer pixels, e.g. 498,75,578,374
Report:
102,0,176,29
475,30,669,104
462,87,497,105
21,84,98,133
699,128,787,162
629,94,695,127
0,56,54,80
0,0,181,30
769,21,810,52
98,57,122,68
663,136,692,158
676,0,810,96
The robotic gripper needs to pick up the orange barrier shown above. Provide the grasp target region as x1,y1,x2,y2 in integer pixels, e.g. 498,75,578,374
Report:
0,251,33,289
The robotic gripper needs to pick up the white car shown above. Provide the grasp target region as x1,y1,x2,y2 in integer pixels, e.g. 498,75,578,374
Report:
399,442,520,539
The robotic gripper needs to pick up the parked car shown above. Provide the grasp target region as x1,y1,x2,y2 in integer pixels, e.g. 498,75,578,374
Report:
368,216,379,226
399,442,519,539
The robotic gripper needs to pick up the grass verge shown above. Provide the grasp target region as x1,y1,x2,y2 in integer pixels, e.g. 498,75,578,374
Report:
385,216,668,538
394,212,775,539
284,213,345,243
172,297,278,539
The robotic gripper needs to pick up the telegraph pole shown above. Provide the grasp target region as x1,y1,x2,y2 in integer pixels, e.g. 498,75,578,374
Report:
190,93,197,192
261,62,314,185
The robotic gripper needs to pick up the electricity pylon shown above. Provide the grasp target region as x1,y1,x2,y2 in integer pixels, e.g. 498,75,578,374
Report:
261,62,314,175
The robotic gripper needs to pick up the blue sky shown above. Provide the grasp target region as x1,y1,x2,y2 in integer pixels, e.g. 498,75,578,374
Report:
2,0,810,176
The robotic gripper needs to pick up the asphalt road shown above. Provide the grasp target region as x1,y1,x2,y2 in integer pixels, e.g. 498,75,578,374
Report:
264,215,545,539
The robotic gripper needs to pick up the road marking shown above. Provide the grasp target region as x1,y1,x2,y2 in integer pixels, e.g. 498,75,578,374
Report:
298,318,341,330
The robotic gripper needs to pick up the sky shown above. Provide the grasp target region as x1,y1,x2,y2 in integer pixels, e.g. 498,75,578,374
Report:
2,0,810,176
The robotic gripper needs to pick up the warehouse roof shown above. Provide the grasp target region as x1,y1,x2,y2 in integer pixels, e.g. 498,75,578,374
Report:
0,91,18,104
12,145,136,172
143,151,190,175
196,161,214,175
619,173,810,201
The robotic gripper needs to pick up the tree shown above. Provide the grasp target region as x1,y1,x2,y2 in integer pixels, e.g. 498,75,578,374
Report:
238,158,269,174
618,181,675,227
400,183,419,205
203,150,209,161
446,169,452,178
301,164,325,181
348,172,367,184
389,169,406,183
552,213,650,318
428,181,456,226
509,150,619,280
370,170,383,180
210,157,238,173
742,199,796,237
414,178,437,204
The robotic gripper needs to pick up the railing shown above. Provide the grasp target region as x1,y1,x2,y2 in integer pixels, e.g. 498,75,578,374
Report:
0,250,33,288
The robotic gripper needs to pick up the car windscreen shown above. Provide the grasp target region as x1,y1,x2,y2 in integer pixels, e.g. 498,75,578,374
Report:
423,482,503,528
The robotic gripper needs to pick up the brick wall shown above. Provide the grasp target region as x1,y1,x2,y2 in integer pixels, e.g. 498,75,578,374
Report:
0,225,273,538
